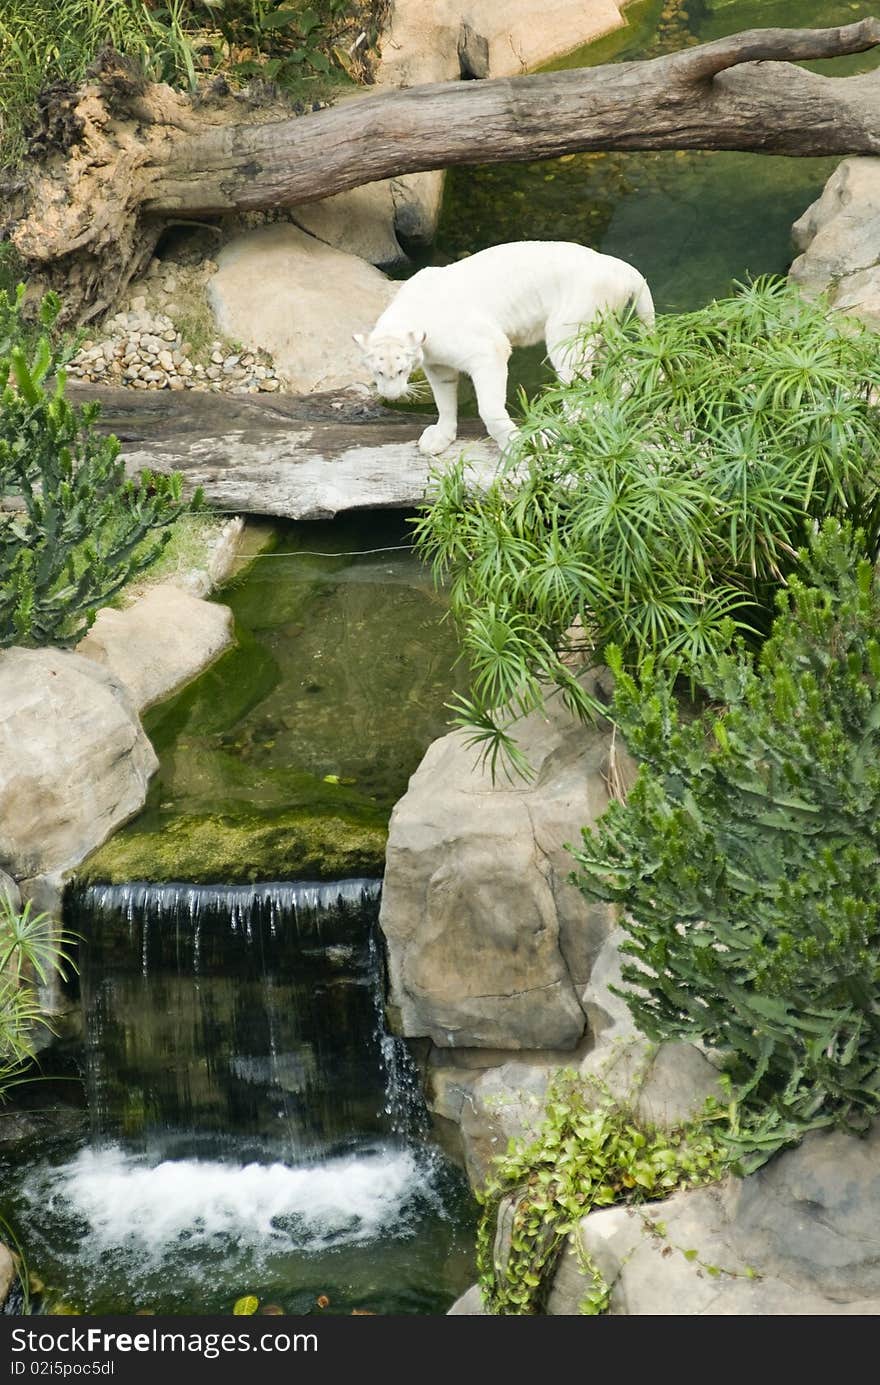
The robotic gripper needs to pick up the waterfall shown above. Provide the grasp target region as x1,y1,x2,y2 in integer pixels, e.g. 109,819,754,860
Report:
66,877,427,1162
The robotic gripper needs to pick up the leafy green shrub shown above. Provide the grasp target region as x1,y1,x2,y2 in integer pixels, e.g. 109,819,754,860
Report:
571,521,880,1169
414,280,880,774
0,284,197,648
476,1070,727,1314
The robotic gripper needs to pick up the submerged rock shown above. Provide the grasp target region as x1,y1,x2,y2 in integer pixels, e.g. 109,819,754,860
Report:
78,809,388,886
0,649,157,879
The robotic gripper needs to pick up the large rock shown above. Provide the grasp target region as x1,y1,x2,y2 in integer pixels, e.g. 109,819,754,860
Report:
291,182,405,267
378,0,630,86
208,225,395,393
790,157,880,328
0,870,20,914
546,1120,880,1314
439,1033,722,1189
376,1,631,246
0,649,157,878
0,1242,15,1311
380,679,627,1050
77,584,234,713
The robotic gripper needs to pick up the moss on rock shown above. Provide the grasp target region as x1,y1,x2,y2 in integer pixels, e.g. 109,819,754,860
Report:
77,808,388,885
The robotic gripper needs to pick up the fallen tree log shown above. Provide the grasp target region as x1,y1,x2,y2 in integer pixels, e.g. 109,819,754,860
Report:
5,20,880,321
66,384,499,519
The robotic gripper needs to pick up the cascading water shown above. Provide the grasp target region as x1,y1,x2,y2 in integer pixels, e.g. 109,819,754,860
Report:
0,880,474,1315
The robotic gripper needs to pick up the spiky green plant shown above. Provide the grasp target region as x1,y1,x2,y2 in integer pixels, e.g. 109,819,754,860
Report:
0,284,199,647
571,520,880,1169
0,894,75,1094
414,279,880,775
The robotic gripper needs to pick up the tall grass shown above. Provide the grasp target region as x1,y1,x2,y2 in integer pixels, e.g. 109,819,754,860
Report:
0,1,186,165
0,1,362,168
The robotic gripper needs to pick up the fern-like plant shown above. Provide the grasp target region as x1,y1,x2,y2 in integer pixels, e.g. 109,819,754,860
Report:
0,894,75,1097
571,520,880,1168
414,279,880,774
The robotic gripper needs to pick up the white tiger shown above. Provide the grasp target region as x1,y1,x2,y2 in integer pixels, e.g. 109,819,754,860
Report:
353,240,655,454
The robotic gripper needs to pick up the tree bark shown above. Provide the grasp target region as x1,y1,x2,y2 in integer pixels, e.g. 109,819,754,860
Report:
64,384,499,519
8,21,880,318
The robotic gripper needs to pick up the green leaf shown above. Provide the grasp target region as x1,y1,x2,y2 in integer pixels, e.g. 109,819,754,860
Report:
233,1296,259,1315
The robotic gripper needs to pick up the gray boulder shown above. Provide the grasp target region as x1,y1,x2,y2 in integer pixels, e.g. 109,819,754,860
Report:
0,870,20,914
290,181,405,267
547,1121,880,1315
0,648,157,878
0,1242,15,1310
380,682,626,1050
448,1285,487,1315
790,157,880,327
77,583,234,713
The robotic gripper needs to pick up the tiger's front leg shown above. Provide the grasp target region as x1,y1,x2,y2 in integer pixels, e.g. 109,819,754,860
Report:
419,364,460,455
470,348,518,452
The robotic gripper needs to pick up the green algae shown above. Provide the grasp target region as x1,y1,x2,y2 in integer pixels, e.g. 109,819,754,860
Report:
79,807,388,884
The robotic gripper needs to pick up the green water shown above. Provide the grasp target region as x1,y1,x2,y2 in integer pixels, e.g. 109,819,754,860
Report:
430,0,880,399
83,513,464,884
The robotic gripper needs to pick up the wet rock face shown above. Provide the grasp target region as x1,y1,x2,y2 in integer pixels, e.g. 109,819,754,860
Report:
0,648,157,879
790,157,880,328
379,678,627,1050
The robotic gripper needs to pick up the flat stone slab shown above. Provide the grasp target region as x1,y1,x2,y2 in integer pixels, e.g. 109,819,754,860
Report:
70,385,501,520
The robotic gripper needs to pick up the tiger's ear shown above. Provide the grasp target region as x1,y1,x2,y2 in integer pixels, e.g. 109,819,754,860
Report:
406,330,427,349
352,332,367,349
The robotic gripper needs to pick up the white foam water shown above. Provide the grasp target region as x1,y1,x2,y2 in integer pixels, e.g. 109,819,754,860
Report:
27,1144,436,1263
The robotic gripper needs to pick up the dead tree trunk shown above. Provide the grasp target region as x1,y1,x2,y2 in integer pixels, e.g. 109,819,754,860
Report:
7,20,880,320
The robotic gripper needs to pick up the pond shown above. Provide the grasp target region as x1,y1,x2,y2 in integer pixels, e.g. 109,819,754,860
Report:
82,512,464,885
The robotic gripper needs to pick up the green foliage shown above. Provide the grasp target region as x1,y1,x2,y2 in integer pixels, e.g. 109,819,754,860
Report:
0,284,198,648
0,895,75,1098
203,0,367,88
413,280,880,775
571,520,880,1169
476,1070,727,1314
0,0,364,167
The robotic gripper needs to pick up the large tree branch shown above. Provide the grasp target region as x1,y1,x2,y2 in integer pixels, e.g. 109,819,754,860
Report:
143,22,880,216
10,22,880,318
668,17,880,79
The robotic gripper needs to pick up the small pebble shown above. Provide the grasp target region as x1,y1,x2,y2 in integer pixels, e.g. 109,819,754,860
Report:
68,280,282,396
